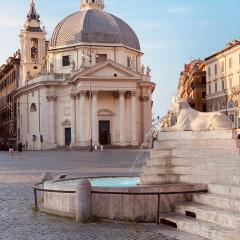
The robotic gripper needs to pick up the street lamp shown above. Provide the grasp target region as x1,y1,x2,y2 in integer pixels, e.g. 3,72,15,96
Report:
87,44,96,152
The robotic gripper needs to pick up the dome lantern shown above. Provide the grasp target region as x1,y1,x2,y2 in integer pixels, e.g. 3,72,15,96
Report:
80,0,104,11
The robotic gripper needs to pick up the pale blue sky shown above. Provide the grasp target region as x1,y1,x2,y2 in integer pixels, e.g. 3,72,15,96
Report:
1,0,240,117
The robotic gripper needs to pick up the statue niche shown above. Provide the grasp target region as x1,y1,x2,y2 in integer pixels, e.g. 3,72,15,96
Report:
31,38,38,60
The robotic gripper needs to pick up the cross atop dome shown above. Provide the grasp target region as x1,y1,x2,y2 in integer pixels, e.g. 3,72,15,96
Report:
80,0,104,11
27,0,40,21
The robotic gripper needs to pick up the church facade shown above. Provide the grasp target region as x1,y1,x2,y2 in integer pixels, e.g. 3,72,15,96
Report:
16,0,155,150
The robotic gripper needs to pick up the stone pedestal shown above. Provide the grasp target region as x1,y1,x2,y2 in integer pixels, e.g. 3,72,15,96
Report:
75,180,92,222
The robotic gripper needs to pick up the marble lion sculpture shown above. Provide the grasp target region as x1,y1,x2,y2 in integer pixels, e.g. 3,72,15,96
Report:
161,98,233,132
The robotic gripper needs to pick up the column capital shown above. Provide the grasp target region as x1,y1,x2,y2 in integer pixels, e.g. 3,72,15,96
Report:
112,91,119,98
79,91,87,97
70,93,76,99
119,91,125,96
142,96,150,102
131,91,137,96
46,96,58,102
91,90,99,96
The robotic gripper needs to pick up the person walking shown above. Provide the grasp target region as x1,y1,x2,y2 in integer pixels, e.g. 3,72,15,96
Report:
18,142,23,158
9,144,14,159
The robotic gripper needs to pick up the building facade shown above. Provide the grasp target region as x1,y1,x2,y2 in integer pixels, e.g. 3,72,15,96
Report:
15,0,155,150
205,40,240,128
0,51,21,147
177,60,206,112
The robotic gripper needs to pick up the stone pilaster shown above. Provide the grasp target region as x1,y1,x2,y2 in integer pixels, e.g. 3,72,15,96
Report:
47,96,57,146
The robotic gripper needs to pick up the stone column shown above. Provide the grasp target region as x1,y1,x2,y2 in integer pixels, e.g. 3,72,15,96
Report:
91,91,98,145
119,91,126,146
76,94,80,143
131,92,138,145
70,94,76,147
79,91,86,145
142,92,152,141
48,96,57,145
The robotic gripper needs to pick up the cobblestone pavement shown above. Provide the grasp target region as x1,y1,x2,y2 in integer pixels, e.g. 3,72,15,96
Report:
0,150,203,240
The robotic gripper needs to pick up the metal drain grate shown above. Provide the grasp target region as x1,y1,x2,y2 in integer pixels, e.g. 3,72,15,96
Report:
160,219,177,229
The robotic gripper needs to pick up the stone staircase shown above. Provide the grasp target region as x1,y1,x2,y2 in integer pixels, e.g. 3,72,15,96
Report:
160,184,240,239
140,130,239,185
140,130,240,239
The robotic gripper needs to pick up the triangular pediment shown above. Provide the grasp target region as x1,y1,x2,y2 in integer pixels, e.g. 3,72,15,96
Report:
71,60,141,81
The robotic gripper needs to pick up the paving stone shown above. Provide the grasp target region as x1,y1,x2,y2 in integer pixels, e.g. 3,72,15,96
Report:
0,150,203,240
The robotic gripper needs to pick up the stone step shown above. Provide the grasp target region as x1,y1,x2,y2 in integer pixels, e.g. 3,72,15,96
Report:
208,184,240,198
180,174,233,185
193,193,240,212
140,174,180,185
158,130,237,141
146,157,238,167
175,201,240,228
158,224,208,240
150,148,240,158
140,173,233,185
232,175,240,185
142,166,236,176
154,139,239,150
159,213,239,240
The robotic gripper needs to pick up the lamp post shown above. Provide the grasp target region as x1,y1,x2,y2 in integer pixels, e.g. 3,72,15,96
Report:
87,44,96,152
89,56,93,152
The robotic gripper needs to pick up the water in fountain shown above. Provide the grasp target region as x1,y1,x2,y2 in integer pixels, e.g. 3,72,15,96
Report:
129,93,179,176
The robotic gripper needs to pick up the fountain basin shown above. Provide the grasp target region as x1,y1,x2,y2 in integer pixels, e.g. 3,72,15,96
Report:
47,177,141,188
42,177,207,222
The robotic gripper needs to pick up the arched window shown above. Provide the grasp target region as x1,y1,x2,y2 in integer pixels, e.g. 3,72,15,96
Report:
30,103,37,112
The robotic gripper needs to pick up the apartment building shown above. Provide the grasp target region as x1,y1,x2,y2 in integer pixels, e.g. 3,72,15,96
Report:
205,40,240,128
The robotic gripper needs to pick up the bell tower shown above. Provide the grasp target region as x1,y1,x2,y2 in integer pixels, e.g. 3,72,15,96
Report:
20,0,46,83
80,0,104,10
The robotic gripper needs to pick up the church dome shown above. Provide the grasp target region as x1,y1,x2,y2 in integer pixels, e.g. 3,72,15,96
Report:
49,8,141,51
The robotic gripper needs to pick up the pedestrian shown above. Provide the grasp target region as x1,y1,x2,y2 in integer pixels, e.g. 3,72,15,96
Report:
9,144,14,159
18,142,23,158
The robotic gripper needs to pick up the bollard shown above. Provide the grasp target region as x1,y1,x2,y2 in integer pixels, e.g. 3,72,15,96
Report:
75,179,92,222
40,172,53,183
